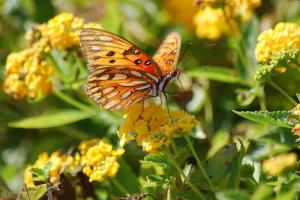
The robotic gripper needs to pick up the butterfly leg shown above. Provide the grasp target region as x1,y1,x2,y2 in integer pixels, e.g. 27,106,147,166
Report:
177,77,186,112
135,100,145,122
163,92,174,124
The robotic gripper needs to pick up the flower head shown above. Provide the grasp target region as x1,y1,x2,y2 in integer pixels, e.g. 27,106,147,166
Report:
262,153,297,176
119,104,199,154
255,23,300,62
3,48,53,100
76,139,124,182
193,0,261,40
24,151,73,187
38,12,102,50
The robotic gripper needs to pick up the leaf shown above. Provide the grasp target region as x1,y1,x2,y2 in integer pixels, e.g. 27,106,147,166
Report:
8,110,93,129
216,190,250,200
144,154,169,168
186,66,245,84
30,168,45,178
190,143,244,190
233,110,293,128
296,93,300,102
21,184,48,200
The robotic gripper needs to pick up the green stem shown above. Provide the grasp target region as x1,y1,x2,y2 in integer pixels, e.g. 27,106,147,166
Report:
204,84,213,138
53,90,93,112
110,177,129,196
184,136,215,192
257,85,267,110
267,79,297,105
165,150,207,200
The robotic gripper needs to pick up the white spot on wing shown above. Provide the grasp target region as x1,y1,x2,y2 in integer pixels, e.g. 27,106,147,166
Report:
136,84,151,91
90,69,106,76
112,74,127,80
115,105,122,110
145,73,159,83
106,91,119,98
102,87,115,94
98,74,109,80
81,36,95,41
123,100,133,109
121,91,132,100
130,70,142,77
118,81,147,86
104,100,120,109
90,45,101,51
98,35,113,41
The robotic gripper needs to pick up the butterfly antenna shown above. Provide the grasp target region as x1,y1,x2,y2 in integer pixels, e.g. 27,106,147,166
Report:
176,42,192,70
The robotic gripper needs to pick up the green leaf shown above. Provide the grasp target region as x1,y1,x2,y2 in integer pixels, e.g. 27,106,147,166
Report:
296,93,300,102
30,168,45,178
216,190,250,200
144,154,169,168
8,110,93,129
233,110,293,128
21,184,48,200
186,66,245,84
190,143,244,190
251,184,273,200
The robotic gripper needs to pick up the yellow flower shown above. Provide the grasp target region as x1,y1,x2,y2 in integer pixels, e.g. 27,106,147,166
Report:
77,139,124,182
3,48,53,100
262,153,297,176
193,0,261,40
39,12,102,50
118,104,199,154
24,151,73,187
255,23,300,62
194,6,228,40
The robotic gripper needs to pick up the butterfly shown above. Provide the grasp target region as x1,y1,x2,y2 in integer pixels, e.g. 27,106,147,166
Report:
79,28,181,111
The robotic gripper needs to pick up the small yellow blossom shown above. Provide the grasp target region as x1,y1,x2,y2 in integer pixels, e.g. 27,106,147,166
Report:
193,0,261,40
255,23,300,62
118,104,199,154
24,151,73,187
262,153,297,176
3,48,53,100
39,12,102,50
77,139,124,182
194,7,228,40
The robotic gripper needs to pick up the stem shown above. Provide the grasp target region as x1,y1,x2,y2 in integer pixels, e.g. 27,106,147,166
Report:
184,136,215,192
267,79,297,105
110,177,129,196
257,85,267,110
165,150,207,200
204,84,213,138
53,90,93,112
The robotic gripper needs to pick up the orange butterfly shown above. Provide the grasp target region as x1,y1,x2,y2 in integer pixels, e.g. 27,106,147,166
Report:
79,28,181,110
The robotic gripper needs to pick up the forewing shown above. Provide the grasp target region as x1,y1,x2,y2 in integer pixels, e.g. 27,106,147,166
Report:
79,28,161,110
153,32,181,75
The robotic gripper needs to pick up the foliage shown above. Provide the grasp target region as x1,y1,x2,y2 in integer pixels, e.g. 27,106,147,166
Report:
1,0,300,200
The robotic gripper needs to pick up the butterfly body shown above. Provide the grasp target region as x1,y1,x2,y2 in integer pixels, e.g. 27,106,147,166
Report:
79,28,181,110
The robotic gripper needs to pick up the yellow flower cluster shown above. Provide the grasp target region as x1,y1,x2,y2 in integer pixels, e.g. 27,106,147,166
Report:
255,23,300,62
3,48,53,100
193,0,261,40
24,151,73,187
118,104,199,154
3,12,101,100
76,139,124,182
37,12,102,50
262,153,297,176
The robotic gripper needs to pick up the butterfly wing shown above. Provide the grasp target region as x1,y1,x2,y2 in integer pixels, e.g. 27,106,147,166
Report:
153,32,181,75
80,28,162,110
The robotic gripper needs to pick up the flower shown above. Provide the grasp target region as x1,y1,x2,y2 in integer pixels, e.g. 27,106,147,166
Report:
24,151,74,187
3,48,53,100
255,48,300,81
262,153,297,176
38,12,102,50
194,6,229,40
255,23,300,62
118,104,199,154
76,139,124,182
291,104,300,136
193,0,261,40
